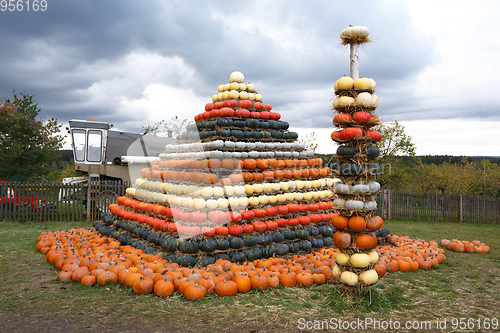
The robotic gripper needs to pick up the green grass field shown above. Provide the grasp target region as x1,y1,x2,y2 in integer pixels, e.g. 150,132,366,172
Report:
0,220,499,332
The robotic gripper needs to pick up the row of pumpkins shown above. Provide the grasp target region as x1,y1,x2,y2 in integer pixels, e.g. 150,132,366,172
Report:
102,72,355,267
330,74,384,294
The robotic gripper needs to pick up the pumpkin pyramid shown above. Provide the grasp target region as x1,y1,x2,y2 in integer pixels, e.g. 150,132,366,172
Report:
98,71,341,267
329,25,384,294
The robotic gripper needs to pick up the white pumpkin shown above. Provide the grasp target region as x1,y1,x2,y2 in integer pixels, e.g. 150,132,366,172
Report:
356,92,373,107
258,195,269,205
213,186,224,197
253,183,264,193
333,198,345,209
368,181,381,193
338,96,355,108
228,90,239,99
359,269,378,285
200,187,214,198
354,77,372,90
234,185,246,195
302,192,312,201
238,197,249,207
276,194,287,202
192,198,206,210
279,182,289,191
351,184,370,195
334,182,350,194
263,183,273,192
336,252,350,265
244,185,255,195
368,250,379,265
224,186,235,196
335,76,354,90
340,271,359,286
350,253,371,268
228,197,241,208
364,201,378,210
248,197,260,206
371,94,379,108
229,71,244,83
271,183,281,191
206,199,218,210
345,200,364,211
332,265,342,279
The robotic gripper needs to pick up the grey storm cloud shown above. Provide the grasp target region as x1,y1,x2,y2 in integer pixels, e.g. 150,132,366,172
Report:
0,0,458,134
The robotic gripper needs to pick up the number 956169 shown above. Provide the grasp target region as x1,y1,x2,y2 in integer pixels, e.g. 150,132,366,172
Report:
1,0,47,11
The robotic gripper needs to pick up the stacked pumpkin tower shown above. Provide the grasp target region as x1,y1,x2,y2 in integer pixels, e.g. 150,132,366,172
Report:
100,71,341,267
329,25,385,295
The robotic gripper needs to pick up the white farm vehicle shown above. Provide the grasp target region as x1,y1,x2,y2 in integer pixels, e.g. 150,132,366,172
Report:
64,119,175,219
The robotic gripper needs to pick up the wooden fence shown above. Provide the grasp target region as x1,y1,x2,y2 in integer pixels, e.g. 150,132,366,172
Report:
377,190,500,224
0,181,130,222
1,182,499,223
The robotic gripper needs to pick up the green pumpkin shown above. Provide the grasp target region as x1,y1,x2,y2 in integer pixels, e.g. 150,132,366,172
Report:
197,256,215,267
199,239,217,253
300,240,312,252
216,239,230,250
296,229,310,240
252,247,263,260
284,230,296,240
337,145,356,157
230,251,245,263
246,118,260,129
243,249,255,261
323,236,333,246
179,240,199,254
229,237,244,249
276,243,289,255
243,236,258,247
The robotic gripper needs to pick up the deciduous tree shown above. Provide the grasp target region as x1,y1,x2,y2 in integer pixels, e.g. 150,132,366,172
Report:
0,92,64,180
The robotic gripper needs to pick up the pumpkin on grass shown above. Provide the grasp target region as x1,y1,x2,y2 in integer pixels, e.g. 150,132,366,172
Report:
215,280,238,296
132,276,154,294
81,274,96,287
97,271,117,286
184,284,207,301
154,279,174,297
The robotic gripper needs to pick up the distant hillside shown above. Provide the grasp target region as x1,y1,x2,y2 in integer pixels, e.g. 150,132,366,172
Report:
403,155,500,165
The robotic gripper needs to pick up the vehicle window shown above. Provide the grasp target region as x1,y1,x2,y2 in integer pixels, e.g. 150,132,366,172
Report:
87,130,102,163
72,129,86,162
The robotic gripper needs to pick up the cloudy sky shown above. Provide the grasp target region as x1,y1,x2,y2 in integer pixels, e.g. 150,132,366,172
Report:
1,0,499,156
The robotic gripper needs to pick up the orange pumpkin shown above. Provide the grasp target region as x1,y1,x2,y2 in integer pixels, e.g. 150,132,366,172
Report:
183,284,207,301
